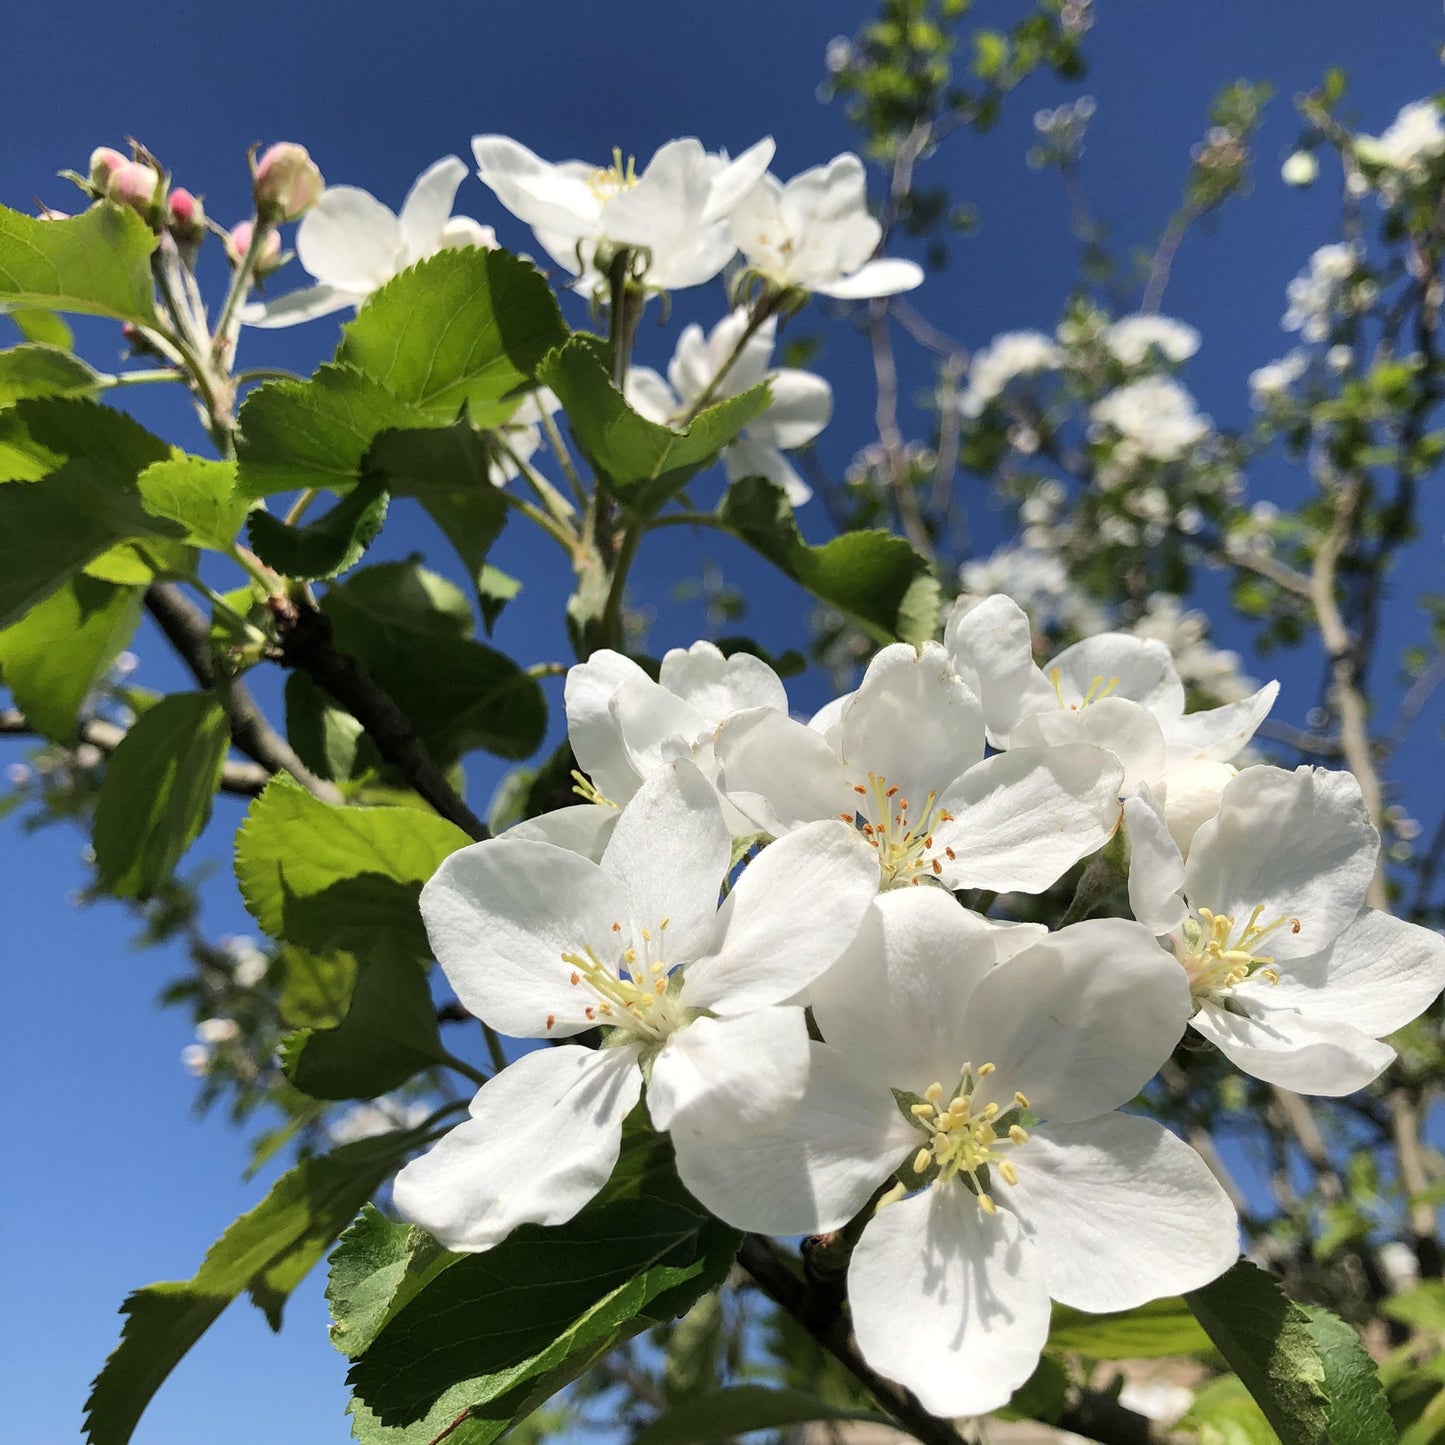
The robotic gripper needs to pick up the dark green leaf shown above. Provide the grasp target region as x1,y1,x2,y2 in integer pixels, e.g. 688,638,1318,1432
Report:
0,575,142,740
1186,1260,1330,1445
717,475,940,645
284,672,372,783
0,203,158,323
338,248,567,417
281,949,448,1100
631,1386,890,1445
248,476,389,580
84,1128,428,1445
136,456,249,551
0,343,102,405
234,774,470,961
1048,1296,1214,1359
342,1198,741,1445
538,336,769,511
93,691,230,898
1301,1305,1396,1445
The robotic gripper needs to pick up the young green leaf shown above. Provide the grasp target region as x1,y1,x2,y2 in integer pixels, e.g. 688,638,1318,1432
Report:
136,456,250,551
248,476,389,580
1047,1296,1215,1359
0,203,158,323
93,691,231,898
0,342,103,405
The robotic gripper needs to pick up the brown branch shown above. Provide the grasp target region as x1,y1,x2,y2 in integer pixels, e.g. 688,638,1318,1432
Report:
1390,1089,1443,1279
268,593,490,842
143,583,340,804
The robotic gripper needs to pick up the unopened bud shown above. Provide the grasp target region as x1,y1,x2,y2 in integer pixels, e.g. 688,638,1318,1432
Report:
167,187,207,244
252,142,323,221
89,146,127,193
1281,151,1318,187
225,220,283,275
106,160,162,217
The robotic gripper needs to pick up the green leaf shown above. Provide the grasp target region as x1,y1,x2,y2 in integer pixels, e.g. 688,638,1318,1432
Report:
93,691,231,898
136,456,249,551
363,422,515,628
341,1197,741,1445
281,949,448,1100
5,307,74,349
0,203,158,323
1186,1260,1330,1445
1180,1375,1281,1445
0,575,142,740
1048,1296,1214,1359
284,672,372,783
322,562,546,763
0,343,102,405
630,1387,890,1445
84,1127,428,1445
1302,1305,1397,1445
716,475,940,645
538,337,769,511
338,248,567,417
234,774,470,961
248,476,389,580
1383,1282,1445,1334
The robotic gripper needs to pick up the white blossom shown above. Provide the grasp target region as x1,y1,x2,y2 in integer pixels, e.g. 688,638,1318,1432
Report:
1283,244,1358,343
1126,766,1445,1095
626,309,831,506
1090,376,1210,463
960,331,1062,418
472,134,773,292
242,157,495,328
671,889,1237,1418
329,1096,433,1146
1103,314,1200,368
1249,350,1308,406
1356,101,1445,183
392,762,878,1251
181,1043,211,1076
195,1017,239,1045
957,549,1109,635
729,153,924,299
1281,151,1319,187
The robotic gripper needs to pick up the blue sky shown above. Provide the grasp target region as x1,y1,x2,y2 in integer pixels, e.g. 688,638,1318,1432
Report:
3,3,1444,1442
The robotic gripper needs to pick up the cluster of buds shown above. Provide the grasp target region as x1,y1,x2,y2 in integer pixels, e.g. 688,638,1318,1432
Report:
82,144,210,253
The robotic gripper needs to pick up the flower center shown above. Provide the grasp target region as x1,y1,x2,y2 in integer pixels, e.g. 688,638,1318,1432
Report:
570,769,620,809
841,772,956,888
905,1065,1031,1215
554,918,682,1044
588,149,640,204
1178,904,1301,999
1049,667,1120,712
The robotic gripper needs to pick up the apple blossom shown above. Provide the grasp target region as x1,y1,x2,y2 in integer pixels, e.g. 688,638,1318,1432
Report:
946,593,1277,846
392,761,878,1252
1090,376,1211,463
716,640,1123,892
1281,151,1319,187
243,156,495,328
252,141,324,222
672,889,1237,1418
224,221,283,276
959,330,1062,418
88,146,127,193
626,309,832,506
1126,766,1445,1095
1102,314,1200,368
166,187,206,245
471,134,774,292
1355,100,1445,181
106,160,162,217
729,153,924,300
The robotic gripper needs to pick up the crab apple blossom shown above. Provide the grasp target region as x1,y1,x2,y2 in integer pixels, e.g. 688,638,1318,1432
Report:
522,640,793,859
672,889,1237,1418
716,640,1123,892
243,157,495,328
393,761,878,1252
1102,313,1201,367
626,309,832,506
88,146,127,193
471,134,773,292
224,221,282,276
1126,767,1445,1095
105,160,162,216
946,593,1277,846
251,141,324,221
729,153,924,300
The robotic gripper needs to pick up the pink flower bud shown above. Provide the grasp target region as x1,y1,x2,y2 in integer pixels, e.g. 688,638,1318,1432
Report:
252,142,324,221
167,187,207,244
89,146,127,193
106,160,162,216
225,220,283,274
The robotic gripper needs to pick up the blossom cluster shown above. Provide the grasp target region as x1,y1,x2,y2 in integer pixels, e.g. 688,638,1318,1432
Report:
394,596,1445,1417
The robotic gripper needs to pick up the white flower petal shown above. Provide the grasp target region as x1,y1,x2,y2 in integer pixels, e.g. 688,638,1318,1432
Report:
778,154,880,283
723,434,814,507
240,282,357,329
814,257,925,298
1048,634,1184,718
682,820,878,1013
392,1043,642,1251
964,919,1190,1122
944,593,1055,743
840,642,984,812
295,187,402,292
672,1041,915,1234
1011,697,1168,796
702,137,777,223
715,706,853,834
850,1186,1051,1420
935,745,1124,894
601,761,730,961
1005,1114,1238,1310
1184,766,1378,962
624,366,677,425
658,640,787,721
471,134,599,241
564,649,652,804
1125,790,1189,935
397,155,468,263
749,368,833,449
1190,998,1396,1095
1156,760,1237,854
1162,681,1280,765
504,802,618,863
610,674,710,780
810,889,999,1095
647,1006,808,1138
1264,907,1445,1037
420,838,630,1037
